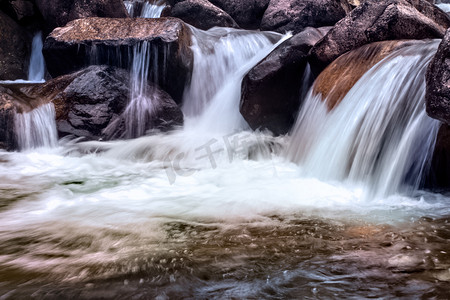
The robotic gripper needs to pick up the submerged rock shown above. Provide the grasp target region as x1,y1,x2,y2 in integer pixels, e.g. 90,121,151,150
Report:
309,0,450,74
209,0,270,29
34,0,128,31
426,28,450,124
43,17,193,103
168,0,238,30
240,27,330,135
260,0,351,34
0,10,29,80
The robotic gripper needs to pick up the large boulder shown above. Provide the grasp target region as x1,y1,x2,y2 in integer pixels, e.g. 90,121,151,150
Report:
240,27,330,135
169,0,238,30
209,0,270,29
34,0,128,31
3,66,183,142
309,0,450,74
426,28,450,124
42,17,193,103
0,10,29,80
260,0,351,34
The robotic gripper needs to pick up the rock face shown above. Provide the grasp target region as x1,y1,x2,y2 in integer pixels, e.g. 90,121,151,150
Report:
42,17,193,103
426,28,450,124
314,40,417,110
309,0,450,74
209,0,270,29
34,0,128,31
240,27,330,135
169,0,238,30
424,123,450,190
2,66,183,143
260,0,351,34
0,10,29,80
0,87,18,150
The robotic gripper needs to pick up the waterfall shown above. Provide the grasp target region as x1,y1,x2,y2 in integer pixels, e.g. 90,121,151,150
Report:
183,26,290,134
28,31,46,82
124,0,165,18
286,40,440,198
14,103,58,150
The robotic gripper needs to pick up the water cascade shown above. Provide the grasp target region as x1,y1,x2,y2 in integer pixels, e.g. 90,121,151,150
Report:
286,40,441,198
183,26,290,133
27,31,46,82
14,103,58,150
124,0,166,18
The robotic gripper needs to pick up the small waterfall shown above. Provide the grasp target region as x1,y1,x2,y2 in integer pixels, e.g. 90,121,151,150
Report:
28,31,46,82
183,26,290,133
286,40,440,198
14,103,58,150
124,0,165,18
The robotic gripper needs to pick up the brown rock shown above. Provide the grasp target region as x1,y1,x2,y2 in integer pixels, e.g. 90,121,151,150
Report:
309,0,450,74
240,27,330,135
209,0,270,29
0,87,19,150
42,17,193,103
260,0,351,34
34,0,128,31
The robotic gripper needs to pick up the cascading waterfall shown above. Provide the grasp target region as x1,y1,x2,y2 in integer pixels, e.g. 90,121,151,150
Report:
183,26,290,133
27,31,46,82
124,0,166,18
286,40,441,198
14,103,58,150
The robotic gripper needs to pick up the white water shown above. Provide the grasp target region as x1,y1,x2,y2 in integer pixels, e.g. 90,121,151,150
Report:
436,3,450,12
27,31,46,82
287,40,441,198
14,103,58,150
124,0,165,18
183,27,290,133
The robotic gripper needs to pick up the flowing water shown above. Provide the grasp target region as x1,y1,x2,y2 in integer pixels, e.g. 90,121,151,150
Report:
0,31,449,299
124,0,166,18
28,31,46,82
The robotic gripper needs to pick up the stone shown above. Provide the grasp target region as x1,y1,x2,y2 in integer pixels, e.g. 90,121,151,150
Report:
309,0,450,74
209,0,270,29
34,0,128,31
0,10,29,80
260,0,351,34
426,28,450,124
169,0,238,30
240,27,330,135
0,87,18,150
42,17,193,103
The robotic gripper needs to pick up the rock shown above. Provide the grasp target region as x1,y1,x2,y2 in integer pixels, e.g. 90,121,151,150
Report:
426,28,450,124
34,0,128,31
2,66,184,141
169,0,238,30
260,0,351,34
309,0,450,74
0,10,29,80
209,0,270,29
9,0,35,21
240,27,330,135
0,87,19,150
42,17,193,103
314,40,417,110
423,123,450,190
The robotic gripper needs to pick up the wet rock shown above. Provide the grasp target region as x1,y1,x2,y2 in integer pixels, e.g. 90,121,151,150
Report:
0,87,18,150
260,0,351,34
208,0,270,29
42,17,193,103
169,0,238,30
0,10,29,80
34,0,128,31
426,28,450,124
309,0,450,74
313,40,417,110
423,123,450,190
240,27,330,135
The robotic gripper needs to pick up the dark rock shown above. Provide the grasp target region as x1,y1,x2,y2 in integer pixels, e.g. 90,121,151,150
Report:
310,0,450,74
209,0,270,29
260,0,351,34
34,0,128,31
0,10,30,80
423,123,450,190
426,28,450,124
0,87,19,150
169,0,238,30
240,27,330,135
42,17,193,103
